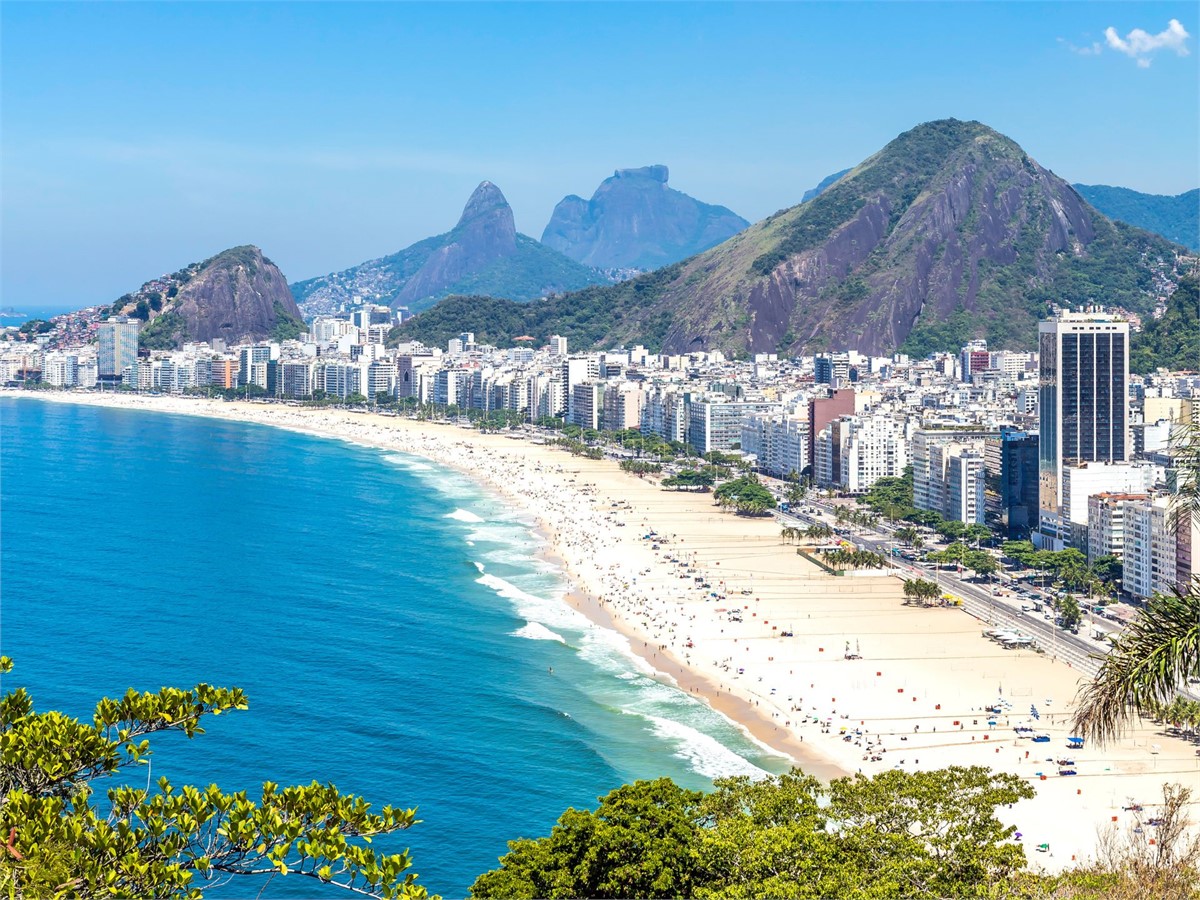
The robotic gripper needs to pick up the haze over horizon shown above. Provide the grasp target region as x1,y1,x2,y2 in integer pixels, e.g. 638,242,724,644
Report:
2,1,1197,311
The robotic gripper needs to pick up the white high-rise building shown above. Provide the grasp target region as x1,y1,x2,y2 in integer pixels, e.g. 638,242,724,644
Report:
1058,461,1160,550
1087,492,1148,563
43,353,79,387
1122,496,1174,600
562,356,599,418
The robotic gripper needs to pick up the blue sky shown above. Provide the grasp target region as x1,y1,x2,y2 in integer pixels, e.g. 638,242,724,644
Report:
2,2,1197,311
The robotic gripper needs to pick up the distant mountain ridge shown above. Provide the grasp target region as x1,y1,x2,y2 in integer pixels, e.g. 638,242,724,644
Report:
397,119,1186,358
541,165,749,270
801,169,851,203
291,182,609,315
109,245,305,349
1072,184,1199,251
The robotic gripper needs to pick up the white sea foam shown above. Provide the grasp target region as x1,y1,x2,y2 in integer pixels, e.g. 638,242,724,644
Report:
467,525,531,546
641,714,771,779
445,508,484,524
476,572,591,633
511,623,567,643
576,622,659,677
381,454,433,471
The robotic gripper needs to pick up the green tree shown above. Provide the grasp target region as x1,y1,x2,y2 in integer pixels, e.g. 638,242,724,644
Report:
936,520,967,542
472,766,1035,899
470,779,704,899
1091,554,1123,588
0,657,428,899
965,523,993,547
620,460,662,477
713,475,775,516
964,550,999,580
1059,595,1082,631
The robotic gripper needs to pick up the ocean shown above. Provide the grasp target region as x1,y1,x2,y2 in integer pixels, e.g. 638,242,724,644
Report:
0,398,788,896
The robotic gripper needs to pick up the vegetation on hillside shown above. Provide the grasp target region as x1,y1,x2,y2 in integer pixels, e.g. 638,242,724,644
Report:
398,121,1184,357
1074,184,1199,252
1130,273,1199,373
388,261,685,351
751,119,1005,276
293,231,608,316
139,311,189,350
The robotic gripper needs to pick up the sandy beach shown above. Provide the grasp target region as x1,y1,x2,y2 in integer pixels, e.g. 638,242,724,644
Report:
8,389,1199,869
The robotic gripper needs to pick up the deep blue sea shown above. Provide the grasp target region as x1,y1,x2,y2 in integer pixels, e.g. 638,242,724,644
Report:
0,398,786,897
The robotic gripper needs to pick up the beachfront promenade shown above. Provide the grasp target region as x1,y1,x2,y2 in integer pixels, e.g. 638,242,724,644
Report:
8,389,1199,870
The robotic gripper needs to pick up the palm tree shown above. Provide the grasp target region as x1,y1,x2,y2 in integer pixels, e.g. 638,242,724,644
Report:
1073,421,1200,744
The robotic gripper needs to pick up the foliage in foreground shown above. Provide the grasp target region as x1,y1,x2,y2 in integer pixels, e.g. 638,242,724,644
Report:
470,768,1037,898
0,657,428,899
471,774,1200,900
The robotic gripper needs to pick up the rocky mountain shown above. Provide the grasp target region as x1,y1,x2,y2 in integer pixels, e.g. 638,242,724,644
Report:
1073,184,1199,251
398,120,1186,358
291,182,609,316
109,245,305,349
540,165,749,270
801,169,851,203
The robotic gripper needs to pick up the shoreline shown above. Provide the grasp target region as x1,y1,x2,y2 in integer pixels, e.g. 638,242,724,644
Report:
7,389,1199,869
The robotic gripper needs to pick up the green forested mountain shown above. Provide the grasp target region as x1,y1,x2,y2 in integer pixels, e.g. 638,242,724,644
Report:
291,182,609,316
1131,273,1199,373
1074,184,1199,252
397,120,1185,356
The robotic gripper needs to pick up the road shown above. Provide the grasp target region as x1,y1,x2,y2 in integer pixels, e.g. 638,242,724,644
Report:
775,502,1109,678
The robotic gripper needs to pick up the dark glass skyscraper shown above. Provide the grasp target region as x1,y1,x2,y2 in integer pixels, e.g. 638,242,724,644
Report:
1037,312,1129,545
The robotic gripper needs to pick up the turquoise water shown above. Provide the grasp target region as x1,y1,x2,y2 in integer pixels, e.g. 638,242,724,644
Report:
0,398,786,896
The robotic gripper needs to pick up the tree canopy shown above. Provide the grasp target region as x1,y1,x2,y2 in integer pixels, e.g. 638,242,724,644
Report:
713,474,776,516
471,767,1035,899
0,658,429,899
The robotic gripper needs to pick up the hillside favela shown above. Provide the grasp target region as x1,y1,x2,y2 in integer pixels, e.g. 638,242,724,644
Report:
2,4,1199,900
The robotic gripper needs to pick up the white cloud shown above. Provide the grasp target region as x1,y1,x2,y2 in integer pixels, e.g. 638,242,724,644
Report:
1058,37,1104,56
1104,18,1191,66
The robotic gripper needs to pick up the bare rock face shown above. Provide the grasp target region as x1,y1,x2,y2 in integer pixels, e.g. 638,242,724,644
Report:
542,165,749,270
173,246,303,344
112,245,304,348
291,182,608,315
396,182,518,307
400,119,1184,357
612,120,1179,356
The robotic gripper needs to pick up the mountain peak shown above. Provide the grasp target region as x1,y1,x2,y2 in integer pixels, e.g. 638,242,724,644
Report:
290,177,610,316
404,119,1185,360
111,244,304,349
457,181,512,229
542,165,748,269
614,165,669,184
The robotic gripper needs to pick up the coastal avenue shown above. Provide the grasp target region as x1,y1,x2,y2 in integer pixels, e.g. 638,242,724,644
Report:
775,496,1200,703
775,501,1109,677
